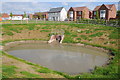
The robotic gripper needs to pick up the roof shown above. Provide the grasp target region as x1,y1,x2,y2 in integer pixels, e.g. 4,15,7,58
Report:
2,13,9,18
71,6,87,11
93,4,115,11
12,14,23,16
48,7,63,13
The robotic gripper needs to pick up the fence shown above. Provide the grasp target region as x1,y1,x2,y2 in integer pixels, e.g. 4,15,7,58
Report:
0,19,74,24
76,19,119,27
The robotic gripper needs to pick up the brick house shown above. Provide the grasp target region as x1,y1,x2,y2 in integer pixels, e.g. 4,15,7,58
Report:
28,14,33,20
93,4,116,20
68,7,90,21
33,12,48,20
42,12,48,20
2,13,9,20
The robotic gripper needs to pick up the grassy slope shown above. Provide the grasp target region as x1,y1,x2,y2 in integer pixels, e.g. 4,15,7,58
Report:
2,23,119,78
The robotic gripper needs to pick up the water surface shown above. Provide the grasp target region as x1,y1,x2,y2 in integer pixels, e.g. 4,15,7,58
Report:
6,42,108,75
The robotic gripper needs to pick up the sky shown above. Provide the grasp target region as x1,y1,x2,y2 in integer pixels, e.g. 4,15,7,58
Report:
1,0,120,14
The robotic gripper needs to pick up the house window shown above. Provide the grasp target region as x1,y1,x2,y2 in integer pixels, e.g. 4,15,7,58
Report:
78,11,82,15
69,11,73,14
69,11,73,19
94,11,96,15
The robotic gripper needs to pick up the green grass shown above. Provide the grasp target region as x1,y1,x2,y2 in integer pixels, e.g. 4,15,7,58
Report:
40,30,50,32
80,35,88,40
89,32,104,37
109,31,119,39
2,65,17,78
20,71,41,78
3,31,14,36
37,67,52,73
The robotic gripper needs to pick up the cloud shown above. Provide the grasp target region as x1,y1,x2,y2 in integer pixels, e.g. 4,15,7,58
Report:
2,2,52,14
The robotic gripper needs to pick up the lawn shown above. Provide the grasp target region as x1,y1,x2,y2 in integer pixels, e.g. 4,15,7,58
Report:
1,22,119,79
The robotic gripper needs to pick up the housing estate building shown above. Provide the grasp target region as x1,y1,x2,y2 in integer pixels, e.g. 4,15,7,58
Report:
48,7,67,21
68,6,90,21
2,13,9,20
33,12,48,20
28,14,33,20
93,4,116,20
10,14,23,20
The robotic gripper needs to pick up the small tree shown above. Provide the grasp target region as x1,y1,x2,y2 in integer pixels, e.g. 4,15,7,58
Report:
96,10,99,19
10,12,13,20
117,11,120,26
23,12,27,19
37,12,43,20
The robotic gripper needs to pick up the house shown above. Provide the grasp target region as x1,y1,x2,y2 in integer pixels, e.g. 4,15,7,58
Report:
93,4,117,20
10,14,23,20
28,14,33,20
33,12,48,20
48,7,67,21
68,6,90,21
42,12,48,20
0,17,2,21
2,13,9,20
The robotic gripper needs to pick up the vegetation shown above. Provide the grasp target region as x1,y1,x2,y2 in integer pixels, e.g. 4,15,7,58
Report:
96,10,100,19
2,65,17,78
23,12,27,18
9,12,13,20
117,10,120,26
2,23,119,79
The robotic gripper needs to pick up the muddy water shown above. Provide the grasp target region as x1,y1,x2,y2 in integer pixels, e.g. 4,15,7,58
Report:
5,42,108,75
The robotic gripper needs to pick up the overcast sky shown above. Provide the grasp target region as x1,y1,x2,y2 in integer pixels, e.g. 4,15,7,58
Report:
1,0,119,14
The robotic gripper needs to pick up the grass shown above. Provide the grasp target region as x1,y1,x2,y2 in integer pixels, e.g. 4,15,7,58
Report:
2,65,17,78
89,32,104,37
20,71,41,78
2,23,119,78
37,67,53,73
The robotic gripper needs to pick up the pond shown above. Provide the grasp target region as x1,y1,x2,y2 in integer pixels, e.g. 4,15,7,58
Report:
5,41,109,75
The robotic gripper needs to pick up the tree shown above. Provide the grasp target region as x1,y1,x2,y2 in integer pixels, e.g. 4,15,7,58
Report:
96,10,99,19
37,12,43,19
117,11,120,26
10,12,13,20
23,12,27,18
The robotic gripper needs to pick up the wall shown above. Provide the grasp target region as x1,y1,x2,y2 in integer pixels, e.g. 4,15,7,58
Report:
60,8,67,21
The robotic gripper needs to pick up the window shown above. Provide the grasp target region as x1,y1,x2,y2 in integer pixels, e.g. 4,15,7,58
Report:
94,11,96,15
78,11,82,15
69,11,73,14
